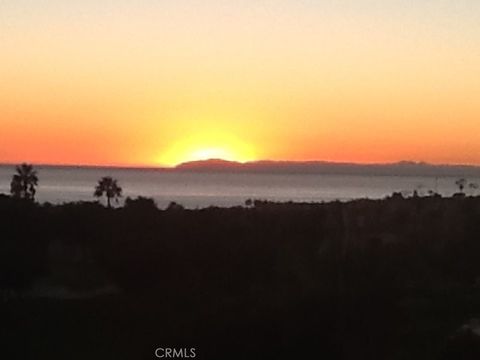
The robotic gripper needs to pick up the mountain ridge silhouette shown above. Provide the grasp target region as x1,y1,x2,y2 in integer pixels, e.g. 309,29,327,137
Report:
1,160,480,176
175,159,480,176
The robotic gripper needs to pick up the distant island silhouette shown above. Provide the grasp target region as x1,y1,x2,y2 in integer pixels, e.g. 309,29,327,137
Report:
175,159,480,177
2,159,480,177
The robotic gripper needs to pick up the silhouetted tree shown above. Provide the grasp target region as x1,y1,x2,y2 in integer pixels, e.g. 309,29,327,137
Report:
94,177,122,208
10,163,38,201
455,178,467,193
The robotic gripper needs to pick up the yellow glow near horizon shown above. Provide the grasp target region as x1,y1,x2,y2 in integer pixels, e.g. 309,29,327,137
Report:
157,131,257,167
190,148,235,162
2,2,480,166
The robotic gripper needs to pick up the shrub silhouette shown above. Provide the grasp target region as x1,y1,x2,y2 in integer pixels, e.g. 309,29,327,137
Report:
124,196,157,211
166,201,184,211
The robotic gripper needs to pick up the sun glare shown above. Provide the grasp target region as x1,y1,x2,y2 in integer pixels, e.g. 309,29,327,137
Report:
190,148,235,162
157,132,257,167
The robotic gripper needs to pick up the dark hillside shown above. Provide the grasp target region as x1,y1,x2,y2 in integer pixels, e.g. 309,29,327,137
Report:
1,194,480,359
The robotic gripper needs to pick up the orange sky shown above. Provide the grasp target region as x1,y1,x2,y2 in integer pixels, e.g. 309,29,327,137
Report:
1,1,480,167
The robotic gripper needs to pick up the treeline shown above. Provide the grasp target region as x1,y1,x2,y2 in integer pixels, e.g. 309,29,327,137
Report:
2,194,480,359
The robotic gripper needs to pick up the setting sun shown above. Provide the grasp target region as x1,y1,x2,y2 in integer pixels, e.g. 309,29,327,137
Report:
1,1,480,167
157,131,257,167
189,148,236,162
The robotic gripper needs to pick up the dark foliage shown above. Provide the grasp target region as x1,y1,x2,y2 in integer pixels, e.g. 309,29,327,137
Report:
1,195,480,359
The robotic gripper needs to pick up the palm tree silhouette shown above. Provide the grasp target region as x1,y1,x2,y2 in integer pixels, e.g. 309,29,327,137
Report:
94,176,122,208
10,163,39,201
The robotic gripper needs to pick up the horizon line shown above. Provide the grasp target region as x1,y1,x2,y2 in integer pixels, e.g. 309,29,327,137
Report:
1,158,480,170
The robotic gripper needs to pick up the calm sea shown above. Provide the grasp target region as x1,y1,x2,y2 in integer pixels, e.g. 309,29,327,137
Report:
0,165,474,208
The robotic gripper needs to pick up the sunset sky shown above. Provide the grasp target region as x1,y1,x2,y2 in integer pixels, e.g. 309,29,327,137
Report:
1,1,479,167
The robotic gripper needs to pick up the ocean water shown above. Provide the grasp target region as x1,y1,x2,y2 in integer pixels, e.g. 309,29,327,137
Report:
0,165,476,209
